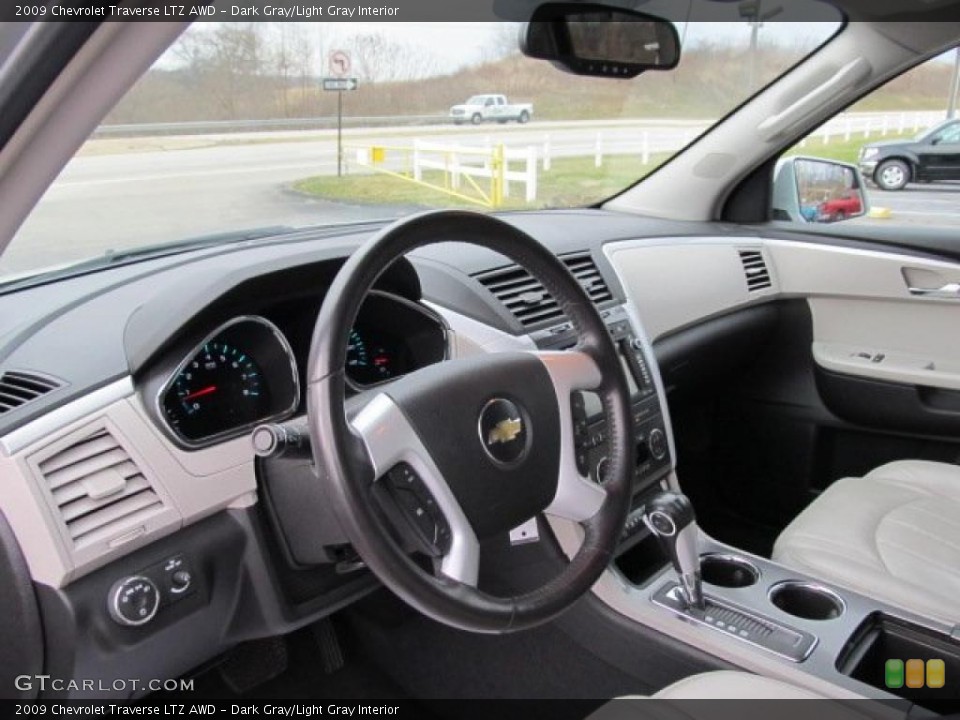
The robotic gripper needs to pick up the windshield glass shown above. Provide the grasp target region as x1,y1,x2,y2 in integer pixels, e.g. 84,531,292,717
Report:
1,15,840,283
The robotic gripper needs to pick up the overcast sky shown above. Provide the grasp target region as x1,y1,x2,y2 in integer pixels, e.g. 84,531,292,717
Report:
159,20,851,76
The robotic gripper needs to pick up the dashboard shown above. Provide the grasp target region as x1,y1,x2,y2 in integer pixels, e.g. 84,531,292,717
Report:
0,207,919,699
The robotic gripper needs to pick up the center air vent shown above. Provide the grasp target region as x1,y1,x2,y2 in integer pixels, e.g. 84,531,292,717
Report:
38,427,165,550
475,253,613,328
0,370,62,415
739,249,772,292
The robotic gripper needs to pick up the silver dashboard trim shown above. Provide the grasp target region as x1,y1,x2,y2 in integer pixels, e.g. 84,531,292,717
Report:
652,583,819,663
768,580,848,620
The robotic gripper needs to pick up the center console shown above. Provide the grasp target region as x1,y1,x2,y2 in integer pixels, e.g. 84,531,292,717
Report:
594,487,960,712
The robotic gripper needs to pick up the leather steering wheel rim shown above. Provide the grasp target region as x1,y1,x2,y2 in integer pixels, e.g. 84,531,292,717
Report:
307,210,634,633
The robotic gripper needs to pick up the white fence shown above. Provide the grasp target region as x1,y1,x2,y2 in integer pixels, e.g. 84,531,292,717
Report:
539,110,946,168
349,109,949,205
411,139,538,202
350,139,539,206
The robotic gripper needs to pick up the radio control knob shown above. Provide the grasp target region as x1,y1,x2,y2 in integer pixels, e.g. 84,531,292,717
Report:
108,576,160,627
630,338,644,351
649,428,667,460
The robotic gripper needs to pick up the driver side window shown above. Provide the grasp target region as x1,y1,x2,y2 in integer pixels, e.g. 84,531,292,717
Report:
931,123,960,145
772,48,960,229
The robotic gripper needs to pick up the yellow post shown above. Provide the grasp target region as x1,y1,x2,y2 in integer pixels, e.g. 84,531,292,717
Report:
491,143,506,208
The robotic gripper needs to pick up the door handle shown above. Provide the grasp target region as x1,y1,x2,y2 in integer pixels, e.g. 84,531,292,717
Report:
909,282,960,299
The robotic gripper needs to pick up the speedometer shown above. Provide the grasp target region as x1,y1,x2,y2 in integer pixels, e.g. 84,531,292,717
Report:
163,341,268,441
158,316,299,446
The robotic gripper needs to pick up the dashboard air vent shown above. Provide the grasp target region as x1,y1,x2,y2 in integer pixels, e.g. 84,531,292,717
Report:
38,428,165,550
739,250,772,292
475,253,613,328
564,253,614,306
0,370,61,415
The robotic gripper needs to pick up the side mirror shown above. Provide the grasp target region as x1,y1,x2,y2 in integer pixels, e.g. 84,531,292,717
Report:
521,3,681,79
772,157,869,224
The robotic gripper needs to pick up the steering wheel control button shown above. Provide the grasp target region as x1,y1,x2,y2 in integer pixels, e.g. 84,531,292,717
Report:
108,576,160,627
384,464,452,556
595,456,609,484
478,398,528,466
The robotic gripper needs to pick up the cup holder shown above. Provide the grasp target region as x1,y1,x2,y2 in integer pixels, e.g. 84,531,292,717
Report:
699,554,760,588
769,581,845,620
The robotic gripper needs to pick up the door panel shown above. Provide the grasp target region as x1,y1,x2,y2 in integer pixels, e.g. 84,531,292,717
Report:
647,240,960,556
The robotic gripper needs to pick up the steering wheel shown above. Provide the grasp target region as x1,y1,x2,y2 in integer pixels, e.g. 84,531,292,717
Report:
307,210,634,633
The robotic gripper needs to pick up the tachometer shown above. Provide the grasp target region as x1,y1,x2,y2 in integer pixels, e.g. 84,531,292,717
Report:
343,293,448,388
159,316,299,446
346,327,396,385
346,329,369,373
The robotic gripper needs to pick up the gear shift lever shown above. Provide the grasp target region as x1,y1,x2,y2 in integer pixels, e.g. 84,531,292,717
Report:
644,492,704,610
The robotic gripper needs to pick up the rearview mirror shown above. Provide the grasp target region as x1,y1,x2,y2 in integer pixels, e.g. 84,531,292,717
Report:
522,3,681,79
772,157,869,224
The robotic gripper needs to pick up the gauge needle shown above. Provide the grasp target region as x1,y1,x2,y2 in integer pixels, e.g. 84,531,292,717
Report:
183,385,217,401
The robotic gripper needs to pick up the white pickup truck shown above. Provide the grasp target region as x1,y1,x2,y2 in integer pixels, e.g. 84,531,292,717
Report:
449,94,533,125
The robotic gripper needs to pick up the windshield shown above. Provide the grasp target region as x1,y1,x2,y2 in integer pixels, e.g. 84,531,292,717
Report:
0,15,840,283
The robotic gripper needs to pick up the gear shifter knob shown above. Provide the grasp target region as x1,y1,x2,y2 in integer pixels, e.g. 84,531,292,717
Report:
644,492,704,609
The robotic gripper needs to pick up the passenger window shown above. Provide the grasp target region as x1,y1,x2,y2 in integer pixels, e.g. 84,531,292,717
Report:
772,48,960,229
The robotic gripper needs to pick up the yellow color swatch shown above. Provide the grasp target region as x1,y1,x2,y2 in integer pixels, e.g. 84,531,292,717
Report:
905,659,925,688
926,659,945,689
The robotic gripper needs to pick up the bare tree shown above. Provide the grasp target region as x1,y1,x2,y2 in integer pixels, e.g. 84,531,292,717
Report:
349,32,441,83
482,23,523,63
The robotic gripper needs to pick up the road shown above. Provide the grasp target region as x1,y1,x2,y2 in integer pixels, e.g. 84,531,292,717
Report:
1,117,957,276
865,183,960,225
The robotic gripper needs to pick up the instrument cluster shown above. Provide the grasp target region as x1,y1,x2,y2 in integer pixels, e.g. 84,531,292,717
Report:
154,292,447,448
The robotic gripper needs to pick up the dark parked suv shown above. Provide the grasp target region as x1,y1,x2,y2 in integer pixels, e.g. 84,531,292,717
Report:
859,118,960,190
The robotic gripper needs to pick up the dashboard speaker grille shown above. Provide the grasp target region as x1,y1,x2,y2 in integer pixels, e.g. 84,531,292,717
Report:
475,253,613,328
738,249,772,292
38,427,165,549
0,370,62,415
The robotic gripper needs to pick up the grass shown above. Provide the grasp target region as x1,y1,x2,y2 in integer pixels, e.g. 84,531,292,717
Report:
292,153,668,211
784,130,915,165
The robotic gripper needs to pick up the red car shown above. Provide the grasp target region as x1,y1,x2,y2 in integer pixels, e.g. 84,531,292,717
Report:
818,191,863,221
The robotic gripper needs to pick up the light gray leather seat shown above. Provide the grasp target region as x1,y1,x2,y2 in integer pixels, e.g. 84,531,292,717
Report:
588,672,887,720
645,671,827,699
773,460,960,626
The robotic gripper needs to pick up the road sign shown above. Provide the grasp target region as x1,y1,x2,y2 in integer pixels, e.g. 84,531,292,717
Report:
329,50,351,78
322,78,358,92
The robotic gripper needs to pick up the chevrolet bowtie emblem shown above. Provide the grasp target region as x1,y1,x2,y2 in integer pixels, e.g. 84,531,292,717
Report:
487,417,523,446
